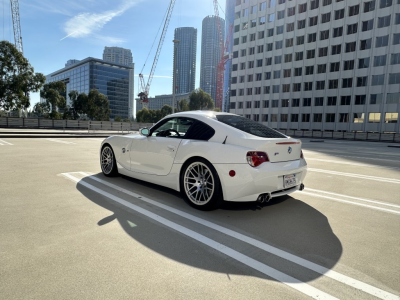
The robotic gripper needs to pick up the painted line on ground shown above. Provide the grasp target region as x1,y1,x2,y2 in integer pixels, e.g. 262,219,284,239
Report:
0,139,13,145
44,138,76,145
60,172,337,300
304,188,400,209
303,151,400,163
86,138,105,141
307,168,400,184
63,171,397,300
305,158,400,170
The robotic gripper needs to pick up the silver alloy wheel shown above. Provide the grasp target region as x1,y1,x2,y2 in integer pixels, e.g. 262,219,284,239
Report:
101,146,114,174
184,162,215,205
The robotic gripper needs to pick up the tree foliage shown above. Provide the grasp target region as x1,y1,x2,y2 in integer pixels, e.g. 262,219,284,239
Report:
0,41,46,110
32,102,50,118
188,88,214,111
86,89,111,121
177,98,189,112
136,105,173,123
40,81,66,119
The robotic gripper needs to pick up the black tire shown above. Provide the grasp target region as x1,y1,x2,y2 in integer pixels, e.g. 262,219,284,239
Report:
100,145,118,177
180,158,223,211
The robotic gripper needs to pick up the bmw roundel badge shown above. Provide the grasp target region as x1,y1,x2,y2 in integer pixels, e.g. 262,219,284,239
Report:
288,146,292,154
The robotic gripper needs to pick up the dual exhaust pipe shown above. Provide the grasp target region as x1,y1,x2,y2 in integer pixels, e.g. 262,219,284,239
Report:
257,184,305,204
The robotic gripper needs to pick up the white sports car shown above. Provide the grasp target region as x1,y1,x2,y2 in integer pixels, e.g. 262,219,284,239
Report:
100,111,307,210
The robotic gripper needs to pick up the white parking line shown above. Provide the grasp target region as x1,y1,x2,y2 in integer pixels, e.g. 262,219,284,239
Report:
305,158,400,170
61,172,337,300
303,151,400,163
307,168,400,184
60,172,399,300
44,138,76,145
0,139,13,145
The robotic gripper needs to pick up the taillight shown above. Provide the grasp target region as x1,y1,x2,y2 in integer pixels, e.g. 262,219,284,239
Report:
300,150,304,159
246,151,269,167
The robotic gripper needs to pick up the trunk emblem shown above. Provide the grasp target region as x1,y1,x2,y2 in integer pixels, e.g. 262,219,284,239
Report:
274,152,279,156
288,147,292,154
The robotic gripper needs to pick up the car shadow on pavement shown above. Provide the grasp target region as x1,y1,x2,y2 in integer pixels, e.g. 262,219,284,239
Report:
76,174,343,283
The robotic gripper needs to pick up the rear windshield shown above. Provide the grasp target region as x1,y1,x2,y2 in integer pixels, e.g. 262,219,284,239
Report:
216,115,286,138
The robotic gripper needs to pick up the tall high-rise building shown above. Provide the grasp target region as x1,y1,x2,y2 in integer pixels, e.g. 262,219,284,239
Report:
229,0,400,133
223,0,236,112
173,27,197,94
200,16,225,102
103,47,133,66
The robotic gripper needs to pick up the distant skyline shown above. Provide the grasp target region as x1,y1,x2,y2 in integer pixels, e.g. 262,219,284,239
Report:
0,0,221,107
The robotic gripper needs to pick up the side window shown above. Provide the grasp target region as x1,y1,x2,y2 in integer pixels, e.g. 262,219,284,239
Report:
184,120,215,141
151,118,194,138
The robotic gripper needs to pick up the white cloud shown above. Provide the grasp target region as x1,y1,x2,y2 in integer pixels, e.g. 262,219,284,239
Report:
60,0,140,41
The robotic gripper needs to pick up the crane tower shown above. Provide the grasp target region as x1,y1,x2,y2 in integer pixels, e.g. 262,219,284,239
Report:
10,0,23,53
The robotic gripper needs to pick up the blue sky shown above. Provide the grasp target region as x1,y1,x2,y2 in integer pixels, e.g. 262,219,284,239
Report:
1,0,222,107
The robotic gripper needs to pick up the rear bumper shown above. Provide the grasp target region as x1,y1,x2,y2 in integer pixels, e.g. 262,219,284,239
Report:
214,159,307,202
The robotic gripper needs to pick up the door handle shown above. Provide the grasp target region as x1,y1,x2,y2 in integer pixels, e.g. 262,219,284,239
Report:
167,145,176,152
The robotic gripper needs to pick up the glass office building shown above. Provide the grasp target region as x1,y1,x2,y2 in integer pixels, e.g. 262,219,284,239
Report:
45,57,134,119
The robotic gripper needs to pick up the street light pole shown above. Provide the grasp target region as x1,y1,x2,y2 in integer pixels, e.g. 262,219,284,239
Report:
172,39,180,114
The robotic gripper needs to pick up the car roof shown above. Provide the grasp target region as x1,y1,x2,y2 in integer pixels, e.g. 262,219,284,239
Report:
168,111,237,118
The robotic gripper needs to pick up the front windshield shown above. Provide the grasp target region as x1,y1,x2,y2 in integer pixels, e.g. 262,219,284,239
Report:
216,115,286,138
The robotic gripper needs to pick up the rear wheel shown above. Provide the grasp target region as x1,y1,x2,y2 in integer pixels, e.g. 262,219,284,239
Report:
180,158,223,210
100,145,118,177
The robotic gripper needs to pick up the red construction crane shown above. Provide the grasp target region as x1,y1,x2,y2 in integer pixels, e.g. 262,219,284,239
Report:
138,0,176,107
213,0,233,110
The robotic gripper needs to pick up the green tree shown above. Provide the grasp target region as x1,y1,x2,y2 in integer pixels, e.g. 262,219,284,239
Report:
213,107,221,112
32,102,50,118
177,99,189,112
0,41,46,110
40,81,66,119
160,105,172,117
114,116,122,122
86,89,110,121
188,88,214,111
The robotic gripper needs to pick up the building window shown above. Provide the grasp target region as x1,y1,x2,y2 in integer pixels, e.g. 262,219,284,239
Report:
277,10,285,19
287,23,294,32
321,13,331,23
343,60,354,70
345,42,356,53
242,8,249,17
347,23,358,35
260,2,267,11
360,38,372,50
291,114,299,122
247,88,253,95
303,98,311,106
247,74,253,82
241,49,247,57
380,0,392,8
306,49,315,59
316,81,325,90
391,53,400,65
295,52,304,61
232,64,238,71
259,16,266,25
274,70,281,79
233,51,238,58
231,90,237,96
251,4,257,14
282,84,290,93
319,47,328,57
255,73,262,81
331,44,341,55
355,95,366,105
387,93,400,104
357,77,368,87
268,13,275,22
329,79,338,89
284,69,291,78
234,25,240,33
266,43,273,51
231,77,237,84
358,57,370,69
378,15,391,28
353,113,365,123
262,114,268,122
333,27,343,37
326,114,336,123
279,114,287,122
315,97,324,106
298,19,306,29
342,78,353,88
293,83,301,91
304,82,313,91
317,64,326,73
339,113,349,123
308,33,317,43
376,35,389,47
249,47,255,55
330,62,340,72
257,45,264,53
272,100,279,107
335,9,344,20
341,96,351,105
296,36,305,45
349,5,359,16
238,101,243,108
240,76,245,83
385,113,398,123
370,94,383,104
251,19,257,28
302,114,310,122
276,26,284,35
245,115,251,119
242,22,249,30
292,98,300,107
364,0,375,12
230,102,236,109
263,100,269,108
309,16,318,26
268,28,274,37
253,114,260,122
256,59,263,68
374,55,387,67
362,20,374,32
372,74,385,85
299,3,307,13
286,38,293,47
275,40,283,49
394,34,400,45
320,30,330,40
288,7,295,16
241,36,247,43
368,113,381,123
314,114,323,122
323,0,332,5
250,33,256,41
234,38,239,46
282,99,290,107
396,13,400,25
327,96,337,106
254,101,260,108
389,73,400,84
264,72,271,80
240,62,245,70
258,31,265,39
294,67,302,76
310,0,319,10
275,56,282,64
273,85,280,93
271,114,278,122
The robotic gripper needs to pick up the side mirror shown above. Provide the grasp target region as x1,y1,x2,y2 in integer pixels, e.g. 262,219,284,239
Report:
139,128,150,136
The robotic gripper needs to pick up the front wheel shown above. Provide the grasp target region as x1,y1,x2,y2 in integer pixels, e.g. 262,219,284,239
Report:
180,159,223,210
100,145,118,177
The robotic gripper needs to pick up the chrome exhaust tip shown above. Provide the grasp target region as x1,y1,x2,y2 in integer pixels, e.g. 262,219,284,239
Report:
299,183,305,191
257,193,272,203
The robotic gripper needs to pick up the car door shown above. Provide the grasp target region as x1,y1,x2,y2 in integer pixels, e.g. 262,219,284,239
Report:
129,117,194,175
